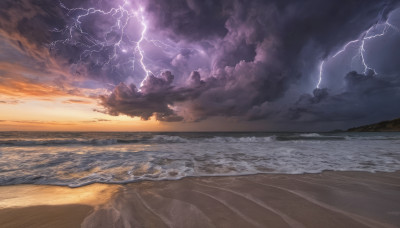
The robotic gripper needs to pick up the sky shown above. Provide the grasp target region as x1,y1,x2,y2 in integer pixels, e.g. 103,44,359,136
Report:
0,0,399,131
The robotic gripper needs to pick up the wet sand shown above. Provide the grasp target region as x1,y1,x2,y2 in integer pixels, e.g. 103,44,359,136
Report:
1,171,400,228
0,205,92,228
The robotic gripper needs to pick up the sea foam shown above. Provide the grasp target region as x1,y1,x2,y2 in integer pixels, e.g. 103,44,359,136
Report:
0,132,399,187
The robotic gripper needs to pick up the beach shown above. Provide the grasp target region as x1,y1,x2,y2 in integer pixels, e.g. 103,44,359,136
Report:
1,171,399,228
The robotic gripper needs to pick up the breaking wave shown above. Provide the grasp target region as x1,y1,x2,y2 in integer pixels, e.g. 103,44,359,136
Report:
0,132,399,187
2,132,400,147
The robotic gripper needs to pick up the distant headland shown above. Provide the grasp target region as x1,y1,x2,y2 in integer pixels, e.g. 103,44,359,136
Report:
348,118,400,132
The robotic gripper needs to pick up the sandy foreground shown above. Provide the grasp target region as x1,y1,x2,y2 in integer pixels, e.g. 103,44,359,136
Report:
0,171,399,228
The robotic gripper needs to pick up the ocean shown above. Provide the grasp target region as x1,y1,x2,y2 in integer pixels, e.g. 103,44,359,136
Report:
0,131,399,187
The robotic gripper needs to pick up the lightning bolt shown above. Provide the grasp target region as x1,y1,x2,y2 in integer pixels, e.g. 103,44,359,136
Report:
50,0,210,91
317,19,400,88
50,0,156,89
54,0,131,60
316,60,324,89
135,7,153,87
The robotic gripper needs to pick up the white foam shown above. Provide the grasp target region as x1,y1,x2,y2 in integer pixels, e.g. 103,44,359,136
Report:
1,132,400,187
150,135,189,143
299,133,321,137
0,138,120,146
204,136,275,143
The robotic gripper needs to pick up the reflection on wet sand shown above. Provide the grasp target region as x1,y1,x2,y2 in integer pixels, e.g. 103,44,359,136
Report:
0,184,120,208
0,184,120,228
1,171,400,228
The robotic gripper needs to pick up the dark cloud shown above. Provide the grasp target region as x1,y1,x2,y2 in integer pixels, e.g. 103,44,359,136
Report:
290,71,400,127
100,71,186,121
145,0,230,41
0,0,65,50
1,0,400,130
100,0,400,123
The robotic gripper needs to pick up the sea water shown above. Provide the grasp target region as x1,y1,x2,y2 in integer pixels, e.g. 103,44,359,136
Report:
0,132,399,187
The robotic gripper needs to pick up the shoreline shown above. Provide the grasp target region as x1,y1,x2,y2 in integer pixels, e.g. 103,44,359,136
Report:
1,169,399,189
0,171,399,227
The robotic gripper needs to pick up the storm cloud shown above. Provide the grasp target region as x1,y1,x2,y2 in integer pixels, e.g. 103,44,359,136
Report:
290,70,400,127
1,0,400,130
100,0,400,123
